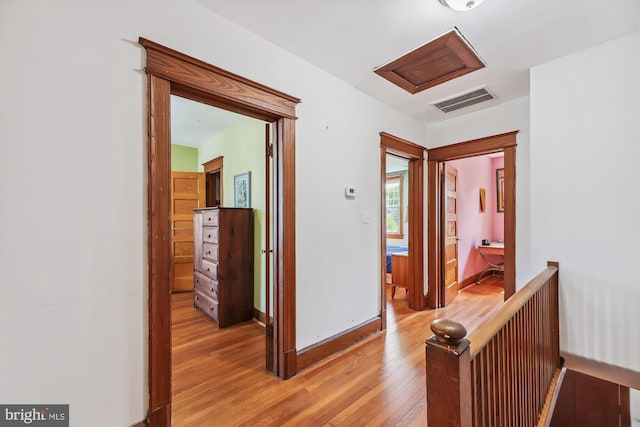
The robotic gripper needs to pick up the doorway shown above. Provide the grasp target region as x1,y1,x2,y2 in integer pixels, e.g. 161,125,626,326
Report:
141,38,300,425
426,131,517,308
380,132,425,321
169,96,276,421
441,153,506,305
202,156,223,207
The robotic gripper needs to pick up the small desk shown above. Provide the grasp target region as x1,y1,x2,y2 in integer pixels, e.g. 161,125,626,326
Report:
477,242,504,283
391,251,409,299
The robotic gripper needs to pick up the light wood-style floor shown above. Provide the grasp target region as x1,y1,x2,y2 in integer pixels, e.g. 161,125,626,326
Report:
171,277,505,426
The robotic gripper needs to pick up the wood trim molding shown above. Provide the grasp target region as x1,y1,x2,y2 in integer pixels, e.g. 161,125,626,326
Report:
379,149,388,330
146,405,169,427
141,38,299,427
426,131,518,308
427,131,518,162
385,173,404,239
380,132,425,311
130,421,147,427
458,272,483,290
253,308,270,325
537,367,566,427
407,156,425,310
296,317,381,372
202,156,223,173
275,117,297,379
503,145,516,299
561,352,640,391
380,132,425,159
139,38,299,118
147,74,172,411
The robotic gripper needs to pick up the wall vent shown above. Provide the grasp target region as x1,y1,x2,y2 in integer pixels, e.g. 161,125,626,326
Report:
432,87,495,113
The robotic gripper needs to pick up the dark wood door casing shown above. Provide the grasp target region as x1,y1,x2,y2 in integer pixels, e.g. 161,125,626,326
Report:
380,132,425,315
426,131,518,308
140,37,300,427
203,156,223,207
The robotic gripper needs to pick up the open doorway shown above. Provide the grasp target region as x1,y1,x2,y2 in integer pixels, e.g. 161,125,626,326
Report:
169,95,276,422
141,38,300,424
426,131,517,308
442,153,506,303
379,132,424,323
384,155,410,301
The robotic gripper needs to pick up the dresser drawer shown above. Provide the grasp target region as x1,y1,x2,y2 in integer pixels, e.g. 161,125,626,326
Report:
203,226,219,244
201,259,218,280
203,243,218,262
203,210,219,226
194,289,218,323
194,271,218,299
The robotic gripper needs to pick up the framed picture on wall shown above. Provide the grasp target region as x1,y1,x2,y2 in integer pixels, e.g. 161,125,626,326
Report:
496,168,505,212
234,172,251,208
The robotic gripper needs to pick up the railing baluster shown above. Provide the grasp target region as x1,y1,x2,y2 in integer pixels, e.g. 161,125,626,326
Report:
426,263,561,427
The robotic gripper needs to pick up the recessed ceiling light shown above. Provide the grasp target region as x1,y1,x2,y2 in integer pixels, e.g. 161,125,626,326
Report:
439,0,485,12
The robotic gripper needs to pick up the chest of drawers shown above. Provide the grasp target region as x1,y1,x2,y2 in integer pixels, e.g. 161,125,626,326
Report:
193,207,254,328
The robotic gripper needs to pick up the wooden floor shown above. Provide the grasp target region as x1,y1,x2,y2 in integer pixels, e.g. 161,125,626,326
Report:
171,277,504,426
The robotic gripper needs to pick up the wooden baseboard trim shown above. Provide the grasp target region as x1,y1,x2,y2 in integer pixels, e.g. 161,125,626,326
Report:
459,272,482,290
253,308,271,325
146,404,169,427
130,421,146,427
561,351,640,390
296,317,381,372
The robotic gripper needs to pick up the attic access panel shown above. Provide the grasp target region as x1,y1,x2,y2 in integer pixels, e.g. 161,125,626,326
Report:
374,28,485,94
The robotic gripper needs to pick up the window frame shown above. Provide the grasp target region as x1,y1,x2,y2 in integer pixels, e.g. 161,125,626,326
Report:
385,173,404,239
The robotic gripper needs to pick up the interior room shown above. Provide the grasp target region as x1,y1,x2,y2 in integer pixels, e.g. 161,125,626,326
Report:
1,1,638,426
385,155,409,299
446,153,505,291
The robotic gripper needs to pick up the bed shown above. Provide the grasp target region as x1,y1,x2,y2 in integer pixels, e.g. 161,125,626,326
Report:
386,245,408,273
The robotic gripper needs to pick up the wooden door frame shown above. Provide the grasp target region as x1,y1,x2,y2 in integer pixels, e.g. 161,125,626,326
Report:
140,38,300,426
202,155,223,207
380,132,425,322
426,131,517,308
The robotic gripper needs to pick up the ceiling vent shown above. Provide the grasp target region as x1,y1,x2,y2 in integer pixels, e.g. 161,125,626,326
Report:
432,87,495,113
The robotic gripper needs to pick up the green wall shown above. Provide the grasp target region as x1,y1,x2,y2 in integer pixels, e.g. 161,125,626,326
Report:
171,144,199,172
198,118,269,314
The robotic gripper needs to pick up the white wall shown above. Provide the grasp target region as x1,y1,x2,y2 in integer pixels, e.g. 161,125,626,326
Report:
197,118,269,313
448,156,494,281
530,32,640,373
632,388,640,427
0,1,426,425
427,96,536,286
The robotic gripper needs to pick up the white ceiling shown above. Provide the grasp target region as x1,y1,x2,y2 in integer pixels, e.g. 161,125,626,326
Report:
172,0,639,147
170,95,248,148
194,0,640,123
386,155,409,173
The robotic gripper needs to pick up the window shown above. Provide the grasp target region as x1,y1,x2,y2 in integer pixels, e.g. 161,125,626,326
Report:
386,174,404,238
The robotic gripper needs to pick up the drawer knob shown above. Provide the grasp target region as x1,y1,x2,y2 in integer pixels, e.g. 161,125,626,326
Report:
208,217,211,221
206,251,211,255
210,287,214,292
208,234,211,238
209,307,214,311
195,295,199,300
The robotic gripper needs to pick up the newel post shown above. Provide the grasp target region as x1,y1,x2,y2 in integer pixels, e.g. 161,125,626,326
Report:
426,319,472,427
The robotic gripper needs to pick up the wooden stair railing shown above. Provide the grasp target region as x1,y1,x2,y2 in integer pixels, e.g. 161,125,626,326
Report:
426,261,562,427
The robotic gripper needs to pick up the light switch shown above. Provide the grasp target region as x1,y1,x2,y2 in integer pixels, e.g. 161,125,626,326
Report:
362,211,370,224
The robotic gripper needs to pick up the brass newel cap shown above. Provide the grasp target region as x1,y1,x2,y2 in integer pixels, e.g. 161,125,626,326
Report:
430,319,467,345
